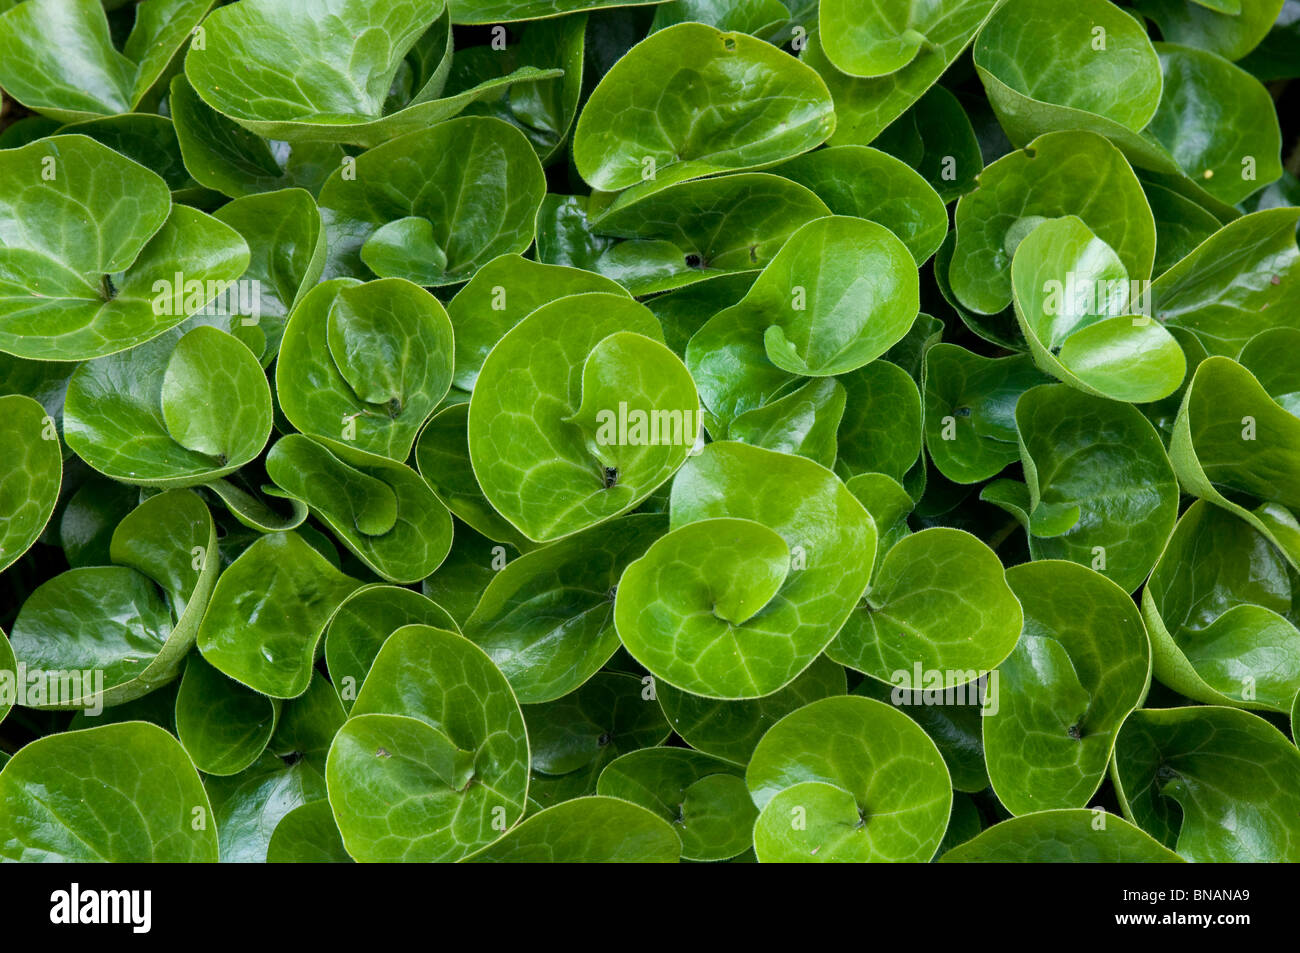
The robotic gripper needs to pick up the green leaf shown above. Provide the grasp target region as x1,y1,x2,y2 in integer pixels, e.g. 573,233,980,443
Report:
317,117,545,285
1150,208,1300,358
655,654,847,766
464,513,667,704
1145,44,1283,206
940,809,1184,862
727,378,845,469
984,561,1151,815
617,441,875,698
414,403,534,548
276,278,454,460
1169,356,1300,567
339,624,529,859
169,74,343,199
818,0,936,78
64,325,273,487
267,799,352,863
448,14,586,164
746,695,951,861
1143,500,1300,711
834,360,921,483
266,435,453,583
449,0,666,24
467,796,681,862
523,671,669,809
973,0,1165,163
445,253,628,393
573,22,833,193
950,130,1156,315
197,530,362,698
10,489,218,708
207,188,327,366
774,146,948,264
1113,705,1300,861
0,135,249,360
873,85,983,203
186,0,560,147
58,113,199,194
549,173,831,296
1004,384,1180,593
0,722,217,861
175,653,279,776
205,748,327,863
1010,216,1186,403
801,2,1001,147
468,293,697,542
687,215,918,427
827,527,1022,685
922,343,1049,485
596,747,754,861
1137,0,1284,61
324,584,459,713
0,0,211,122
0,394,62,573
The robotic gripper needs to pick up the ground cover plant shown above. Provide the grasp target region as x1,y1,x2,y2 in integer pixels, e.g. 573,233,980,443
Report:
0,0,1298,864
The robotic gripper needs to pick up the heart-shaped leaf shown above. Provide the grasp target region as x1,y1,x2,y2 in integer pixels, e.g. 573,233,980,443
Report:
951,130,1156,315
617,441,875,698
64,325,272,487
469,293,697,542
336,624,529,860
801,1,1001,147
0,135,249,360
746,695,951,861
993,384,1180,593
827,527,1022,686
984,561,1151,815
265,435,453,584
276,278,454,460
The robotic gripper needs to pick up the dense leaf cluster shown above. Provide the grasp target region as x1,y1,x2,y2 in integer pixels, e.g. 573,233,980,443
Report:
1,0,1298,863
